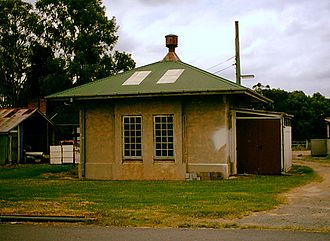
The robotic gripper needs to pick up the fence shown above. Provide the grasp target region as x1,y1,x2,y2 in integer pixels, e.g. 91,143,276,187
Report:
292,140,310,150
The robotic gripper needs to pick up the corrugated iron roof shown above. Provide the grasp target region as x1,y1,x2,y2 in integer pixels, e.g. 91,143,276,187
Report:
0,108,42,133
46,60,271,103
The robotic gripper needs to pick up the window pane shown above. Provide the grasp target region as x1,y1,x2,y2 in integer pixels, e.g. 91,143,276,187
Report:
123,116,142,158
154,115,174,158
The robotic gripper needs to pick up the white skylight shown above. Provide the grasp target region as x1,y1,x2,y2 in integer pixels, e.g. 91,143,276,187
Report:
157,69,184,84
122,71,151,85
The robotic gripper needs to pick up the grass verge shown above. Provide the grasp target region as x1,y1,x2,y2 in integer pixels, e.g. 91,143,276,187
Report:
0,164,319,227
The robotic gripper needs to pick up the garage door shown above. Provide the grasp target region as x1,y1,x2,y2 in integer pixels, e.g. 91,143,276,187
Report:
236,119,281,175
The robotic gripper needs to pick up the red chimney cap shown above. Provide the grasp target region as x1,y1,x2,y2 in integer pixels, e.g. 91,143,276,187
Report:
165,34,178,49
163,34,180,61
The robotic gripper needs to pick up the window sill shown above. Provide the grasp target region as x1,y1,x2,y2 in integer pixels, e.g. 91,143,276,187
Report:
122,159,143,164
153,159,175,164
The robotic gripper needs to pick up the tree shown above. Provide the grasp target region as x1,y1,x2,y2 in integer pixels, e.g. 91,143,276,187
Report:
0,0,135,108
255,86,330,141
35,0,135,87
22,44,70,102
0,0,37,107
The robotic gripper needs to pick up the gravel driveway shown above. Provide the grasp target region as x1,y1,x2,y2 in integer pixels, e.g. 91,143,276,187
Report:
235,157,330,231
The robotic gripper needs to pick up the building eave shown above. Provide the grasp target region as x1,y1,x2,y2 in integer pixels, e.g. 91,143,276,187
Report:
47,89,271,103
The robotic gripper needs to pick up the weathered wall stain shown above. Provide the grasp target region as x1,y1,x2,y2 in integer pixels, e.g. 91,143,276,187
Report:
210,127,227,151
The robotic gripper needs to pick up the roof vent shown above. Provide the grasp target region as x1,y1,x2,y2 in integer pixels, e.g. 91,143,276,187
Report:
163,34,180,61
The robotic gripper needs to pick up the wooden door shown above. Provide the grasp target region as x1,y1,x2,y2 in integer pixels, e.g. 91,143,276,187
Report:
236,119,281,175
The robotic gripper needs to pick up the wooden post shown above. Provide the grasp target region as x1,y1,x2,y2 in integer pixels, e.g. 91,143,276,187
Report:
235,21,241,85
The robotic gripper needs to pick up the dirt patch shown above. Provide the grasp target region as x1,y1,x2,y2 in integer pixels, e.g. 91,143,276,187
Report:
235,158,330,231
41,172,78,180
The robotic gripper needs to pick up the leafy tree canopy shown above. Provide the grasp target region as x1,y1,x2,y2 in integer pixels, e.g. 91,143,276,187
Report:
35,0,135,86
254,83,330,140
0,0,38,107
0,0,135,107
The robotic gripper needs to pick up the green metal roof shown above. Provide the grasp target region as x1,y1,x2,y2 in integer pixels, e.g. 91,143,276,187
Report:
46,60,270,103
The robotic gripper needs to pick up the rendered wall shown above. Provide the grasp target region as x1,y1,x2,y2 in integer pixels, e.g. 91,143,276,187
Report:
84,98,185,180
84,102,115,179
183,96,230,178
83,95,231,180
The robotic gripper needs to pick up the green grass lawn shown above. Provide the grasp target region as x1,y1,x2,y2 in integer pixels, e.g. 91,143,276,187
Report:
0,164,319,227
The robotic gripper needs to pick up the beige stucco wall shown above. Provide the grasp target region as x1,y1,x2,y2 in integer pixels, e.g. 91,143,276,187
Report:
82,95,231,180
84,102,115,179
84,98,185,180
183,96,230,178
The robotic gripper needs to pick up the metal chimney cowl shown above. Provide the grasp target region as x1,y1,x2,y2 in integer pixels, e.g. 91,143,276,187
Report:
163,34,180,61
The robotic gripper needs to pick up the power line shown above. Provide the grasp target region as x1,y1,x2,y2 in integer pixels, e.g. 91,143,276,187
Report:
213,64,234,74
207,56,235,70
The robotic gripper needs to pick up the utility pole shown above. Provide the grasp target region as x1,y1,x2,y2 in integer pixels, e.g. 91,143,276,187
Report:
235,21,241,85
235,21,255,85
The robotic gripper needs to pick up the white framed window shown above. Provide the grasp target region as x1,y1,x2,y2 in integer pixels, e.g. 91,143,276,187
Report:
122,116,142,158
154,115,174,158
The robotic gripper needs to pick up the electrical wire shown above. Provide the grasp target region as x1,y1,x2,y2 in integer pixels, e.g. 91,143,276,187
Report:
207,56,235,70
213,64,235,74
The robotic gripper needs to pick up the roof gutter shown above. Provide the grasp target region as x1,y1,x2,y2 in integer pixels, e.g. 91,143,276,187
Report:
46,89,271,103
244,89,273,103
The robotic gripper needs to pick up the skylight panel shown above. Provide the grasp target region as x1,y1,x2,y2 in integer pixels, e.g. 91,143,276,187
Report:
122,71,151,86
157,69,184,84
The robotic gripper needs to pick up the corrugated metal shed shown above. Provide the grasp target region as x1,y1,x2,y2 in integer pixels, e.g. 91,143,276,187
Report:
0,109,38,133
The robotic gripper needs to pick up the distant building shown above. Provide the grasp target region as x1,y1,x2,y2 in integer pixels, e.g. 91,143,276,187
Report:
0,108,54,164
47,35,292,180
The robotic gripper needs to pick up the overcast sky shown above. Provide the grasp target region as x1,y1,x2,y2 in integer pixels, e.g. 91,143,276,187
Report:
27,0,330,97
102,0,330,97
